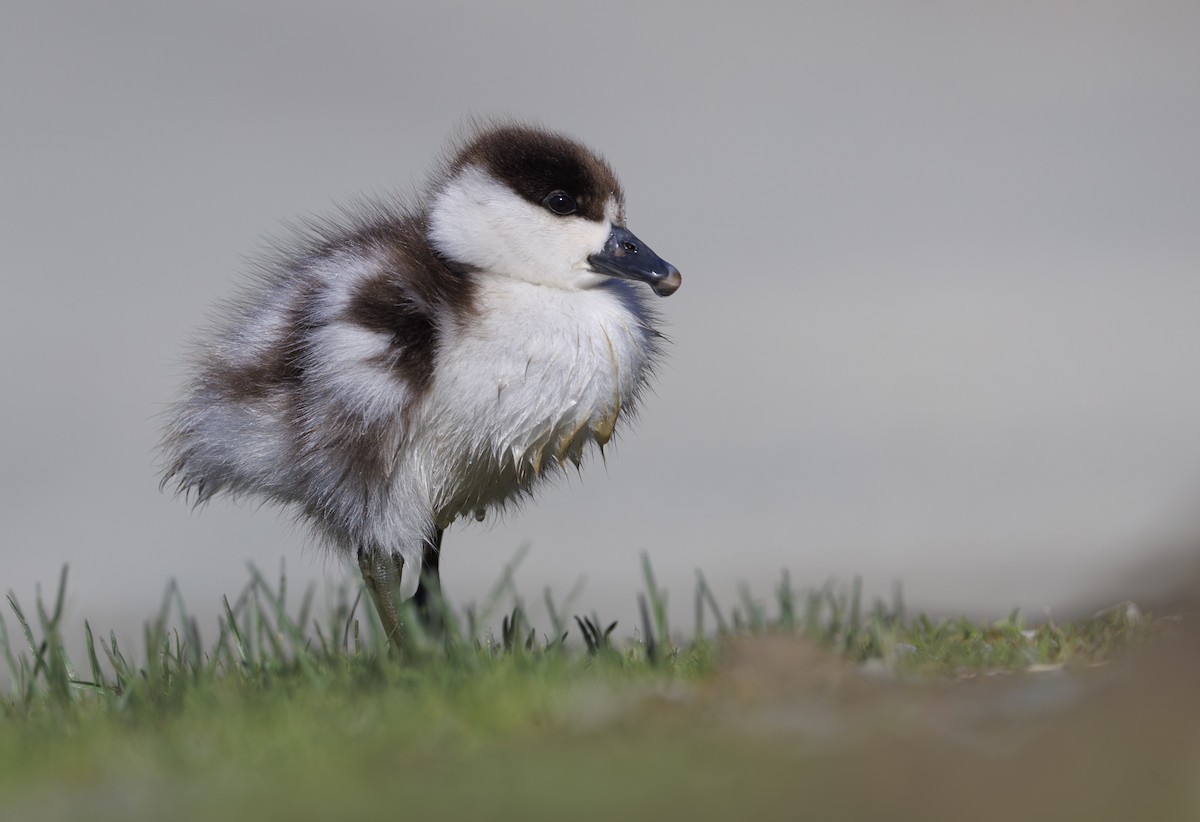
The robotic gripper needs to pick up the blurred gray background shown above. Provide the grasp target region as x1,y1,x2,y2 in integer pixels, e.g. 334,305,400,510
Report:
3,2,1199,642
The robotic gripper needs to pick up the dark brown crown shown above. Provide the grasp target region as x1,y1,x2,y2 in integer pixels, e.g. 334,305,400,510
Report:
451,125,624,223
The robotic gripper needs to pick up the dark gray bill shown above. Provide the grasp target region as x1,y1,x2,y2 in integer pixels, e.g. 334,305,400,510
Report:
587,226,682,297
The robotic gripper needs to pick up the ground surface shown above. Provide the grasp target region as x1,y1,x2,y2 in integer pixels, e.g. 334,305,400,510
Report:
2,567,1196,821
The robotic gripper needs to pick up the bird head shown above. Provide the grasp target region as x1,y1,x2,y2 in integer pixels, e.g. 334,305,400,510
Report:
427,124,681,297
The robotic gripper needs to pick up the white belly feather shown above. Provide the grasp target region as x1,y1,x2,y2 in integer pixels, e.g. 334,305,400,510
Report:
414,277,656,527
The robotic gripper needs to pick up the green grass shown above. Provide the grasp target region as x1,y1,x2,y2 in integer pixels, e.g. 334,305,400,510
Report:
0,557,1169,821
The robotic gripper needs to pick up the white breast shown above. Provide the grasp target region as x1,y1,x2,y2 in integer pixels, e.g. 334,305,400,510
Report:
412,276,657,526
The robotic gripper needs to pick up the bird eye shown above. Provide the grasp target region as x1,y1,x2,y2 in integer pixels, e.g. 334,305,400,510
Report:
543,191,577,216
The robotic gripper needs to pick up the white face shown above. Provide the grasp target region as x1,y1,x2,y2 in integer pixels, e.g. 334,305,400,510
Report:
427,164,619,291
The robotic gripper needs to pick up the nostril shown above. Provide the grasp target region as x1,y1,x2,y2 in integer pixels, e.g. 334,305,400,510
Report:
621,241,638,253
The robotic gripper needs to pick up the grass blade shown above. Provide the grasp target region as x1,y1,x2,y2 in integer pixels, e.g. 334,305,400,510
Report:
222,595,249,669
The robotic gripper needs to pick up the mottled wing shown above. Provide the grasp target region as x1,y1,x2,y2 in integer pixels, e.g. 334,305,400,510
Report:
160,211,475,552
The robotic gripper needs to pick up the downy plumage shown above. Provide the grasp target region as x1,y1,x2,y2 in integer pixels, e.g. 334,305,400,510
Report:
161,122,681,641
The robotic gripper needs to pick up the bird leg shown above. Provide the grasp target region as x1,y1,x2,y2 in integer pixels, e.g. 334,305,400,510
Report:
357,545,405,648
411,528,444,632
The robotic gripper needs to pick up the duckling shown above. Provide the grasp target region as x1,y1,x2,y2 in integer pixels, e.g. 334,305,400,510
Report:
162,123,681,644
